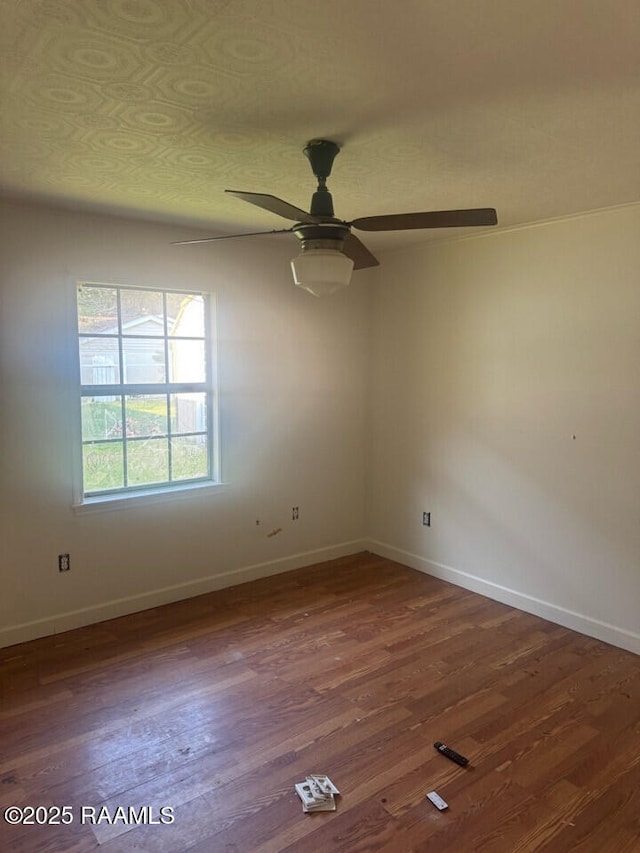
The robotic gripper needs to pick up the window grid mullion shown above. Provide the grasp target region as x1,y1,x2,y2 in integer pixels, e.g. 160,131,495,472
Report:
166,393,173,482
111,290,127,488
120,393,129,488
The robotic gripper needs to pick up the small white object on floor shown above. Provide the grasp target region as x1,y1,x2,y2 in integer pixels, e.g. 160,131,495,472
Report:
426,790,448,810
295,774,340,813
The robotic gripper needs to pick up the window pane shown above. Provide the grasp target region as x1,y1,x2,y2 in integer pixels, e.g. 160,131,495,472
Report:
125,395,168,438
168,339,206,382
168,293,205,337
127,438,169,486
79,337,120,385
82,397,123,441
77,284,214,500
120,288,165,334
83,442,124,492
77,286,118,334
171,435,209,480
122,337,166,383
170,392,207,434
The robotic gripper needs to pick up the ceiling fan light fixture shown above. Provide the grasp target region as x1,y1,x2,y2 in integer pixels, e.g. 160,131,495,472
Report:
290,245,354,297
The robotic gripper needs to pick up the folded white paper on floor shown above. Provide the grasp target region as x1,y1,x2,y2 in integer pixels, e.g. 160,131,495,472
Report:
295,775,340,812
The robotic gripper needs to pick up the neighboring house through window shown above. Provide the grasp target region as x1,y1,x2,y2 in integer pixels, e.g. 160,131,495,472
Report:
76,282,217,503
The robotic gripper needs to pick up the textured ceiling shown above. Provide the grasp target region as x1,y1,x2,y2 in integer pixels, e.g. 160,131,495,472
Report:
2,0,640,251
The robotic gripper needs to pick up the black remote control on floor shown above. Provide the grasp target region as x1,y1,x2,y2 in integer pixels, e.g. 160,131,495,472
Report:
434,741,469,766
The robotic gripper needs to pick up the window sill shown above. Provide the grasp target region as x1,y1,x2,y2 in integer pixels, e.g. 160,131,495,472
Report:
73,481,228,514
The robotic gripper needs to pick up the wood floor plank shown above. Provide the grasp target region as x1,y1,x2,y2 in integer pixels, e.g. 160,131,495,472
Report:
1,552,639,851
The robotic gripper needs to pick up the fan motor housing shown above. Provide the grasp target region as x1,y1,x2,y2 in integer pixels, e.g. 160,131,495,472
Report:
293,222,350,251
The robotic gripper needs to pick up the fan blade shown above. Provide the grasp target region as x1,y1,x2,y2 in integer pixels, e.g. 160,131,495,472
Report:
172,228,294,245
226,190,317,223
351,208,498,231
343,233,379,270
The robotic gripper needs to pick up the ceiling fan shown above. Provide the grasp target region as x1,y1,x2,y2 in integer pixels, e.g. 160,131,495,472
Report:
174,140,498,296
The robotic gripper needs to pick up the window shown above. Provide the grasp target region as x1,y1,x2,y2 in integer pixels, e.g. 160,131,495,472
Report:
76,282,217,503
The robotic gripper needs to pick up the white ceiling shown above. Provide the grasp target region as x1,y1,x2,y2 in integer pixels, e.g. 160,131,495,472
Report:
2,0,640,252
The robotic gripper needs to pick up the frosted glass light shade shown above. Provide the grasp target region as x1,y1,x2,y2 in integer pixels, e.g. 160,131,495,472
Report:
290,248,354,297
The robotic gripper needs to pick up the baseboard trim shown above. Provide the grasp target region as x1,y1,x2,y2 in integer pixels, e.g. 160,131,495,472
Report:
367,540,640,656
1,539,367,649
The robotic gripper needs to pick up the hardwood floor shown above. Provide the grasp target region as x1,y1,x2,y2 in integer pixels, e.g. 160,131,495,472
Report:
1,552,639,852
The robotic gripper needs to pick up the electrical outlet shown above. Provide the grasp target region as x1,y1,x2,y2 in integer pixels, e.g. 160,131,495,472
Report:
58,553,70,572
292,506,299,520
422,512,431,527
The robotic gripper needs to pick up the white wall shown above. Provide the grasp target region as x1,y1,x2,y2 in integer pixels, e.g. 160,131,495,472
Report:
0,200,373,645
369,205,640,654
2,199,639,655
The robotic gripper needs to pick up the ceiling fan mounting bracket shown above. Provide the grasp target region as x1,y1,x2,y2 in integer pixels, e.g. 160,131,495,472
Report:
304,139,340,182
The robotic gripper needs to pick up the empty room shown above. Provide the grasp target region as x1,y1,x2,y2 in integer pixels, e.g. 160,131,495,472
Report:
1,1,639,851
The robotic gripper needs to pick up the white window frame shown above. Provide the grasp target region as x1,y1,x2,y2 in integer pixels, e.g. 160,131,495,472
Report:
73,281,223,512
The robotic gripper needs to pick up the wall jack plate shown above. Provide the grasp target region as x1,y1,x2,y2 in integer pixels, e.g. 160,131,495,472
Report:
422,512,431,527
58,553,70,572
